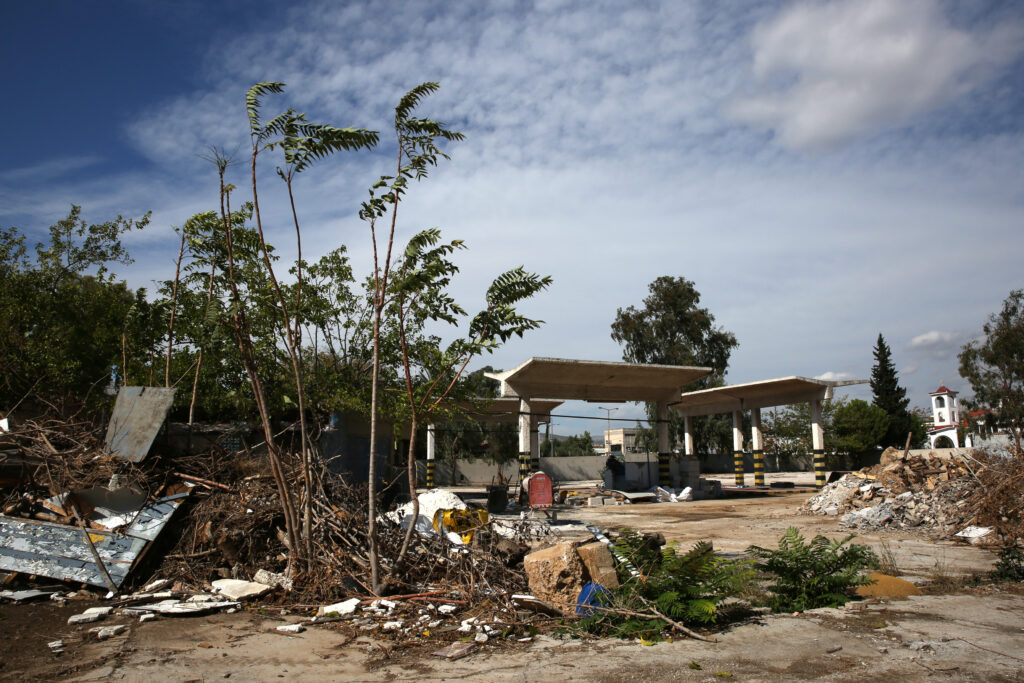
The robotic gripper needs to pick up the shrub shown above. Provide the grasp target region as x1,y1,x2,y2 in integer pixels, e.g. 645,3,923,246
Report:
991,545,1024,582
748,527,878,612
575,528,754,641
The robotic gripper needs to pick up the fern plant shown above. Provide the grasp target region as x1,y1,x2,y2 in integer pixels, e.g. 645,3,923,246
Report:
576,528,754,641
748,527,878,612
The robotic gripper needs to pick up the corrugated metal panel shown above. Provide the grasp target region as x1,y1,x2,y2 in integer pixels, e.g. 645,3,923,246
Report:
0,492,186,588
104,386,177,462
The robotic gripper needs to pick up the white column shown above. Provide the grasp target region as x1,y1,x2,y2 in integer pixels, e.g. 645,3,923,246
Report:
683,415,694,456
811,399,825,490
751,408,764,486
518,398,531,480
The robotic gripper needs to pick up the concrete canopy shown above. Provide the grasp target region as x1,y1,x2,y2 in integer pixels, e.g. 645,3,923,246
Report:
671,376,867,417
447,397,562,424
485,357,712,402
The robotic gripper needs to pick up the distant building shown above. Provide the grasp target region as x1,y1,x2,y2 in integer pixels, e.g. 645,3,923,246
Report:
927,385,971,449
604,427,639,455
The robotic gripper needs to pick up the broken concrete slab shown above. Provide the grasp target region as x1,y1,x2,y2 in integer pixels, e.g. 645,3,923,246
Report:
523,542,586,613
120,599,239,615
68,612,104,625
211,579,270,601
575,541,619,589
0,589,56,602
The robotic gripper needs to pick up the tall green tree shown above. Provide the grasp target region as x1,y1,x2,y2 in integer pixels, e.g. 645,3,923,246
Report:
0,206,150,410
611,276,738,455
869,333,913,447
959,289,1024,451
832,399,889,456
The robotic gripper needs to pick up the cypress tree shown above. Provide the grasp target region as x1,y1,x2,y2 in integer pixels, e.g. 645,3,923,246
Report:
870,333,911,447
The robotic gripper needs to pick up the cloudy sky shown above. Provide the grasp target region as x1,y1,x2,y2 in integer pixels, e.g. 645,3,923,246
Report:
2,0,1022,435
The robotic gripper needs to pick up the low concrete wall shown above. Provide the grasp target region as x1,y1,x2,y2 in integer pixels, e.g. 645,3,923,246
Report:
425,453,700,488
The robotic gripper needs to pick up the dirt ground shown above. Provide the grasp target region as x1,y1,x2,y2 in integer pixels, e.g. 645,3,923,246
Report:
3,488,1022,682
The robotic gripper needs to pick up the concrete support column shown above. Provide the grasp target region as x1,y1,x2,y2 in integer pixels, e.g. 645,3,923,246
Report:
657,401,671,487
751,408,765,487
683,415,694,456
732,410,745,487
426,425,436,489
518,398,531,483
811,399,826,490
530,412,540,473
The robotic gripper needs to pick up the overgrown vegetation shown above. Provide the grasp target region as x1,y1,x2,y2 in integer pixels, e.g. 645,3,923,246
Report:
747,527,878,612
576,528,754,641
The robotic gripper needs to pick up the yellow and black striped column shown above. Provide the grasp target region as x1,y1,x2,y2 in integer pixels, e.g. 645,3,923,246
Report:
519,451,531,482
658,452,671,487
814,449,826,490
732,410,745,487
753,449,765,486
425,425,436,488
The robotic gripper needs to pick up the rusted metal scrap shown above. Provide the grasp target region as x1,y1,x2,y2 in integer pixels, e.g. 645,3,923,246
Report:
0,490,188,588
104,386,176,463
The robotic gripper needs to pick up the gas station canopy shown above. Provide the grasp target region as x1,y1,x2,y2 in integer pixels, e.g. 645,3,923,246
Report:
671,376,867,417
485,357,712,402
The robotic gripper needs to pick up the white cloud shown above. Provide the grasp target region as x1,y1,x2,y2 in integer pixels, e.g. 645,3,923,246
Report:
815,371,854,381
907,330,971,360
901,364,919,376
729,0,1024,150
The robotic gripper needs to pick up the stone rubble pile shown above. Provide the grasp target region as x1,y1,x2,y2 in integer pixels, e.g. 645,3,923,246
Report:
803,448,982,538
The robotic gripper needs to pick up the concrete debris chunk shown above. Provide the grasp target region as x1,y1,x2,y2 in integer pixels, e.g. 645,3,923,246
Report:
91,624,127,640
276,623,305,634
575,542,620,589
253,569,293,592
138,613,156,623
211,579,271,601
48,640,64,651
317,598,360,617
523,542,586,613
142,579,171,593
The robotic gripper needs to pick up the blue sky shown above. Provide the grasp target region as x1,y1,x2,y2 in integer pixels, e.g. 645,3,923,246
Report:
2,0,1022,435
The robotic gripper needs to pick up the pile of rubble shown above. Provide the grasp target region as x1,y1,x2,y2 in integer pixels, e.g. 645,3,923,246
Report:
803,448,983,539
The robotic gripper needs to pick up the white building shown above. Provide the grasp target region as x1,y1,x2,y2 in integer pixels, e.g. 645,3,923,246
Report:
927,385,971,448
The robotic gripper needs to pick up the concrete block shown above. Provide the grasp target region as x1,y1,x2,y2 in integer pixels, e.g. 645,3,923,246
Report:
523,542,585,613
575,542,619,589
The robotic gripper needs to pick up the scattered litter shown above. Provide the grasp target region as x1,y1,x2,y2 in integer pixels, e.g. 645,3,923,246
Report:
954,526,992,544
386,489,467,536
47,640,64,651
276,623,305,634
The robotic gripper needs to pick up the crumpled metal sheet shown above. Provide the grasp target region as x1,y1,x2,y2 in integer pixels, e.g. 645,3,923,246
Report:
0,492,187,588
104,386,177,462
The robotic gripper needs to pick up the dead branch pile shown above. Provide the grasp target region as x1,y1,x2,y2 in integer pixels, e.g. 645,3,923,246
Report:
0,415,529,606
